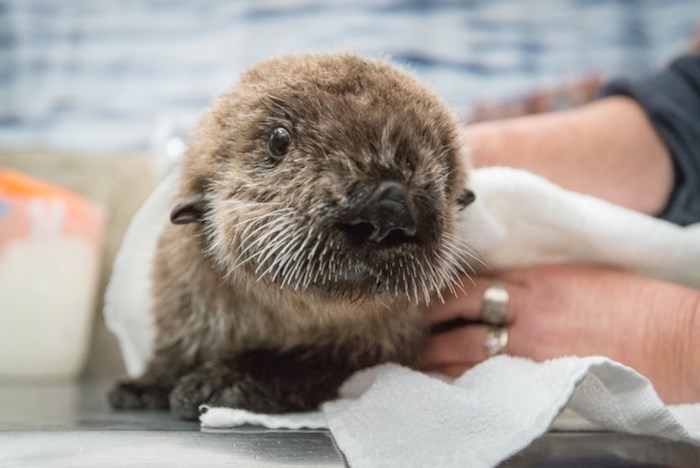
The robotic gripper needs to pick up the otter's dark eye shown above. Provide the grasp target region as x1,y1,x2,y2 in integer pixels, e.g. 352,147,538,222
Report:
268,126,291,159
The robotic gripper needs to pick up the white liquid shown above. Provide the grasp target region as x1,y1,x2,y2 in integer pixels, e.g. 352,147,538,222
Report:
0,199,101,379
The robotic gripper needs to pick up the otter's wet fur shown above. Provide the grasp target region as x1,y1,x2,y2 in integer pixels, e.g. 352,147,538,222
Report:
109,53,476,419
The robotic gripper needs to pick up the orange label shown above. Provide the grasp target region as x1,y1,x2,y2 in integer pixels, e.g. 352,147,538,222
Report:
0,169,105,247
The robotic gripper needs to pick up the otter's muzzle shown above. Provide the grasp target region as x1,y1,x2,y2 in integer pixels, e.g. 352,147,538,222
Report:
340,181,418,246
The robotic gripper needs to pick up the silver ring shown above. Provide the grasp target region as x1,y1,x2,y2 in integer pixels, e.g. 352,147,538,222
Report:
484,327,509,357
481,280,509,325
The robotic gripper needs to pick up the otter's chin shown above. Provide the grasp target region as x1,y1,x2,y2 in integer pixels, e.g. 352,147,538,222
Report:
339,265,372,282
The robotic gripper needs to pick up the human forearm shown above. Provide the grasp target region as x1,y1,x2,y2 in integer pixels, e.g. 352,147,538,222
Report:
464,96,674,215
679,291,700,402
641,279,700,404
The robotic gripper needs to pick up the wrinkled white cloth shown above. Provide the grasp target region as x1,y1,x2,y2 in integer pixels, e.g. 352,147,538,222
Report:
202,358,700,467
461,167,700,287
104,171,180,377
105,166,700,467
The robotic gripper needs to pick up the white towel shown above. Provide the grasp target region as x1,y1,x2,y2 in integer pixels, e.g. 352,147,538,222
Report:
463,167,700,287
202,358,700,467
105,166,700,467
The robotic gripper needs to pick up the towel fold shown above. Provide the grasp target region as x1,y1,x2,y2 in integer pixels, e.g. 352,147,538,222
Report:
106,166,700,467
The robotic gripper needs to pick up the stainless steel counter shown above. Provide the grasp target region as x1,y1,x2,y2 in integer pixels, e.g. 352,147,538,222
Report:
1,381,698,467
0,381,343,467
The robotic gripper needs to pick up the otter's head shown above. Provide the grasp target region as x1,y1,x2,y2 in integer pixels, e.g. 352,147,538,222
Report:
172,53,476,303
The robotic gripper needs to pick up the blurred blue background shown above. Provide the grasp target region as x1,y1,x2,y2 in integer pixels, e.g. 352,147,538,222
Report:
0,0,698,153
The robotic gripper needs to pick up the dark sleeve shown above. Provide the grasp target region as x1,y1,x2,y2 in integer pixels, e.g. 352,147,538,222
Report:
600,54,700,226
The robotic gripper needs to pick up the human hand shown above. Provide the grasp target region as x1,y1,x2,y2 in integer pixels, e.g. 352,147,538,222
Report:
422,264,700,404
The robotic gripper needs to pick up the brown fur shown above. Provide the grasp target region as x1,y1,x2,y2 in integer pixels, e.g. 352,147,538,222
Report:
109,53,473,419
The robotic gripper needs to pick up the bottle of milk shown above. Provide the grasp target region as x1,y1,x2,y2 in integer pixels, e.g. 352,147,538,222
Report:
0,170,104,379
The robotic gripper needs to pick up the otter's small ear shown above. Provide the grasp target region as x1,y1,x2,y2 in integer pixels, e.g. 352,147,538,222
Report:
170,197,206,225
456,189,476,210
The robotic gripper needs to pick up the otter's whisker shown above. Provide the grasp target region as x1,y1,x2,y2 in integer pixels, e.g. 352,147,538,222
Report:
259,224,305,280
233,215,291,260
406,259,419,304
239,212,295,253
414,255,432,305
289,225,314,289
301,232,325,287
229,216,296,274
277,228,316,287
286,225,316,290
226,209,286,232
400,266,409,299
264,231,300,281
239,209,295,249
444,232,489,270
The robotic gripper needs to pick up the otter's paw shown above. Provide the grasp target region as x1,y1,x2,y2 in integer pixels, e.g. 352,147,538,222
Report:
169,364,239,420
169,364,287,419
108,381,170,410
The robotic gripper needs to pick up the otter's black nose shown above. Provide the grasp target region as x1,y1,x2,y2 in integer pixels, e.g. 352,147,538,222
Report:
340,181,418,246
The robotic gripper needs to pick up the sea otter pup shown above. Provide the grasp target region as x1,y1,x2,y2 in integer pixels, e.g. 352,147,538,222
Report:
109,53,476,420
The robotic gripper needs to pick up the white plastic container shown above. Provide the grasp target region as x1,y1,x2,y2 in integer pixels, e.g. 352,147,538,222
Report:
0,170,104,379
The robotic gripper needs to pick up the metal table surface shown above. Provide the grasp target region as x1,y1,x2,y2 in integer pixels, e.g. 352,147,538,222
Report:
1,381,699,467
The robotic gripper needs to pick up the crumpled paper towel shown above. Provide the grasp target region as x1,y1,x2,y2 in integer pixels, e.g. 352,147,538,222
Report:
202,357,700,467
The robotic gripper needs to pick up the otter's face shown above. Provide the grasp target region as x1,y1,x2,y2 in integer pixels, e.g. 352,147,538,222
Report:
174,54,476,303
